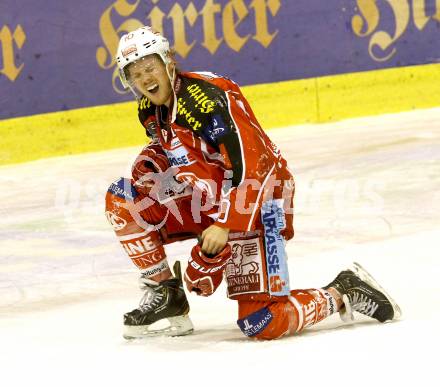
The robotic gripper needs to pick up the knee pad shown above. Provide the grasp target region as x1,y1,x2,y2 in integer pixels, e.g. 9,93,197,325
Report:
106,177,169,228
237,300,297,340
105,178,168,274
105,178,139,233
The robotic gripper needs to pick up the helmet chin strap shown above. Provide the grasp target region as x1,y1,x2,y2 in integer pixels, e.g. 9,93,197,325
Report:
128,84,143,101
165,63,178,123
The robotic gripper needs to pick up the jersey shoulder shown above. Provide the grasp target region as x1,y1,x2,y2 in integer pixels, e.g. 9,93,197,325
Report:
175,72,239,144
177,71,241,116
179,71,240,97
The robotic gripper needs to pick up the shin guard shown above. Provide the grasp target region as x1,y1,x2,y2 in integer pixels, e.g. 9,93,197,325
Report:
288,289,338,332
105,178,169,277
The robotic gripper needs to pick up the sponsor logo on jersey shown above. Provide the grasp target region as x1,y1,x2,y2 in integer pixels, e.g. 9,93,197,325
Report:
164,145,195,167
269,275,284,293
213,127,225,136
326,291,336,315
121,236,159,257
301,290,335,328
131,250,165,270
177,97,202,131
170,136,182,149
105,211,127,231
237,307,273,337
141,260,169,277
139,97,151,110
262,200,290,296
209,115,228,141
303,299,318,328
263,210,283,275
225,239,263,296
187,84,215,114
121,237,164,270
108,178,138,201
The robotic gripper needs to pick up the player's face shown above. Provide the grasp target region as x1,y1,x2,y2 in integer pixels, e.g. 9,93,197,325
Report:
126,55,174,107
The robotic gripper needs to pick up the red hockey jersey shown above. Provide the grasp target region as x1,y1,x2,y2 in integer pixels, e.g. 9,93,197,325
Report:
136,71,294,234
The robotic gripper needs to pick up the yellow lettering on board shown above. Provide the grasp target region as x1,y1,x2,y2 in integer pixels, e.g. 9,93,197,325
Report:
0,25,26,82
168,2,199,58
223,0,251,52
250,0,281,48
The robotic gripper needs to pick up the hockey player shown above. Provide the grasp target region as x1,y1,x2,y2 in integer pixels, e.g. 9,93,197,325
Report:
105,26,401,340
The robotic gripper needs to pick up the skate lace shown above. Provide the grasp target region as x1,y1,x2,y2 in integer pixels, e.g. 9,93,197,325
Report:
139,287,165,312
350,291,379,317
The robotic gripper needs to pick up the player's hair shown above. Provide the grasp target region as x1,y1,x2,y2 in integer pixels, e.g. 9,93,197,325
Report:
168,49,181,73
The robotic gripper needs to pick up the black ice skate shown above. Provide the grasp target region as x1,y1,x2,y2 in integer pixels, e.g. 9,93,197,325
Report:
123,262,194,339
325,262,401,323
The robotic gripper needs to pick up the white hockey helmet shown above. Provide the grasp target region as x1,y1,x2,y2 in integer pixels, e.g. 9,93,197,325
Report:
116,26,171,89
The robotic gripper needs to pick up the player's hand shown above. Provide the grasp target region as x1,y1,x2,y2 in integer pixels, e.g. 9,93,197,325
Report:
200,225,230,256
132,145,169,195
184,244,231,296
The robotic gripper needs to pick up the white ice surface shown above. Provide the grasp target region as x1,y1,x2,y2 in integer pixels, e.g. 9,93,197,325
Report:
1,108,439,386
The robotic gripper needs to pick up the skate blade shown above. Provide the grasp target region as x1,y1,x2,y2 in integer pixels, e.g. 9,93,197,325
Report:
123,315,194,340
350,262,402,321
